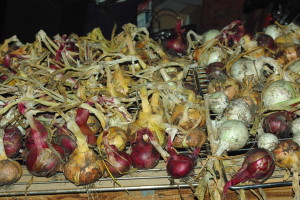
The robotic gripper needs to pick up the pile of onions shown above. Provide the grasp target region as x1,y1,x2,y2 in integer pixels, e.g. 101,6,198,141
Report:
223,148,275,196
130,128,160,169
64,118,104,186
0,129,22,186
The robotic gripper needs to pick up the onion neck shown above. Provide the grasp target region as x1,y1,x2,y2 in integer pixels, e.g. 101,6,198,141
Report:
67,120,89,152
215,141,229,156
140,87,152,113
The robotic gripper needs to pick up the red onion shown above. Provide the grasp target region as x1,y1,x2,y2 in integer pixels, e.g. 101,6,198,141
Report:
130,128,160,169
52,125,77,159
223,148,275,196
166,137,199,179
256,34,276,50
163,18,187,56
3,125,23,158
24,119,63,177
205,62,226,80
0,130,22,186
263,111,296,138
101,130,132,177
75,108,96,146
218,20,245,47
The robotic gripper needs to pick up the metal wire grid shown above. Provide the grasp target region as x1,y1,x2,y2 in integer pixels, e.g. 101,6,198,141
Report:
0,67,291,197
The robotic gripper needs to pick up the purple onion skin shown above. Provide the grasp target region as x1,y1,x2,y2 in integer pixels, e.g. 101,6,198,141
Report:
205,62,226,80
130,128,160,169
105,144,132,178
256,34,276,50
4,126,23,158
263,111,296,138
223,148,275,196
166,136,200,179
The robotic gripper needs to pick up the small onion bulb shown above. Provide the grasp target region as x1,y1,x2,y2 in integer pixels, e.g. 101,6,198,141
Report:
264,25,283,40
208,92,229,114
203,29,220,42
257,133,279,151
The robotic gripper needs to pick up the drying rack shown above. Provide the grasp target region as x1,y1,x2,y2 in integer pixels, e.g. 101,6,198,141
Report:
0,67,293,197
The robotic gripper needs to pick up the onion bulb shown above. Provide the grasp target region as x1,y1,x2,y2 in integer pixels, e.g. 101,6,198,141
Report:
64,118,104,186
257,133,279,151
207,76,240,100
208,92,229,114
273,140,300,170
0,129,22,186
262,80,297,107
292,118,300,135
264,24,283,40
3,125,23,158
215,120,249,156
97,127,128,152
202,29,221,42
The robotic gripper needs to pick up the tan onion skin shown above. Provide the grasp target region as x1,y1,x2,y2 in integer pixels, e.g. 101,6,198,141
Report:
64,149,104,186
207,77,240,101
173,128,207,148
0,159,22,185
97,127,128,152
273,140,300,170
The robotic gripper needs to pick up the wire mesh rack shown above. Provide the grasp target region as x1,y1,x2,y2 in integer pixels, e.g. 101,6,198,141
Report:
0,66,293,197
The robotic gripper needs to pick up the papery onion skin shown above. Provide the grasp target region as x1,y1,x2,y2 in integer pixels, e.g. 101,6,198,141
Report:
205,62,226,80
4,126,23,158
0,159,22,186
273,140,300,170
130,128,160,169
262,80,296,107
223,148,275,196
263,111,296,138
97,127,128,152
256,34,275,50
172,127,207,148
207,77,240,101
64,149,104,186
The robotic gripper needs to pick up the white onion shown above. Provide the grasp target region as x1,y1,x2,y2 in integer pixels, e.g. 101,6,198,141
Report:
222,98,254,126
203,29,220,42
199,47,226,66
293,133,300,146
292,118,300,135
231,57,279,83
264,25,283,40
257,133,279,151
262,80,296,107
215,120,249,156
208,92,229,114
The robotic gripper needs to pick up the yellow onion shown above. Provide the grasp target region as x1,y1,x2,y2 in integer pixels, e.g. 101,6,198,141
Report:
97,127,128,152
172,127,207,148
207,77,240,100
273,140,300,170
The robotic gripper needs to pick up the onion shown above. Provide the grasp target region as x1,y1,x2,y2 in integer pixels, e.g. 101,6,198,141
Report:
52,125,77,159
24,119,63,177
202,29,221,42
262,80,297,107
256,34,276,50
97,127,128,152
257,133,279,151
194,46,227,66
64,118,104,186
276,45,300,65
292,118,300,135
273,140,300,170
263,111,296,138
264,24,283,40
215,120,249,156
130,128,160,169
0,129,22,186
172,127,207,148
205,62,226,80
3,125,23,158
166,136,199,179
163,18,187,56
208,92,229,114
207,76,240,100
222,98,254,126
100,130,132,178
223,148,275,196
293,134,300,146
